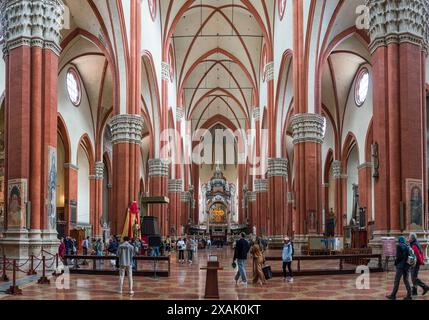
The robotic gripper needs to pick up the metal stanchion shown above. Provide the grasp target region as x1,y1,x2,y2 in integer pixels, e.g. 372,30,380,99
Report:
27,255,37,275
37,256,50,284
2,255,9,282
5,260,22,295
52,254,63,276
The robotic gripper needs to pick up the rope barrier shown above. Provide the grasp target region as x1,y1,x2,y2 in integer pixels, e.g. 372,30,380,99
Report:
1,255,9,282
27,255,37,276
5,260,22,295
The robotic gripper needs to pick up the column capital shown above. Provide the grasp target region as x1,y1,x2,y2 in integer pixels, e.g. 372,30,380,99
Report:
168,179,184,193
332,160,342,179
148,158,169,177
247,191,257,202
264,61,274,81
180,191,191,202
110,114,144,145
290,113,325,144
252,107,260,121
161,61,170,81
176,107,184,121
254,179,268,193
268,158,288,178
94,161,104,180
367,0,429,53
64,163,78,171
1,0,65,57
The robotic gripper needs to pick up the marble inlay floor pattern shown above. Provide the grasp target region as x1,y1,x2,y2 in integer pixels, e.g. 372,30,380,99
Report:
1,247,428,300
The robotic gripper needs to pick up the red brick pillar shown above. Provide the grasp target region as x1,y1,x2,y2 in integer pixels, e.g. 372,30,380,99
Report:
91,162,104,238
148,159,169,236
180,190,191,235
110,115,144,236
254,179,268,236
358,163,373,228
247,191,257,232
0,0,64,258
290,114,325,241
267,158,288,238
64,164,78,236
168,179,183,237
332,160,344,235
367,0,429,250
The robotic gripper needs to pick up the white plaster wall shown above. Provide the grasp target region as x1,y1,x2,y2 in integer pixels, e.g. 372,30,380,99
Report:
141,0,162,93
0,52,4,98
341,65,373,164
77,145,90,224
321,116,334,173
57,136,66,208
58,66,96,166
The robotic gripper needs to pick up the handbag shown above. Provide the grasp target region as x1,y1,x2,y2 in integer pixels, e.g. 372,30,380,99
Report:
262,265,273,280
232,261,237,269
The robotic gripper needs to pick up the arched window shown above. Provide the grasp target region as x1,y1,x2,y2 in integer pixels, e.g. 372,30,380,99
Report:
279,0,287,21
66,68,81,106
148,0,156,21
355,68,369,107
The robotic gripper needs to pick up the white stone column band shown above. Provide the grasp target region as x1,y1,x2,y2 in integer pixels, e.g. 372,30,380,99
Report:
168,179,184,193
110,114,144,145
264,61,274,81
1,0,65,56
332,160,342,179
176,107,184,121
94,161,104,180
254,179,268,193
161,61,170,81
148,158,169,177
247,191,257,202
290,113,325,144
268,158,288,178
180,191,191,202
367,0,429,53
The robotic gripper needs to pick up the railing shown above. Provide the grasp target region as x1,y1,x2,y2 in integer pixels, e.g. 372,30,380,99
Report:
264,253,383,276
63,254,171,277
0,253,60,295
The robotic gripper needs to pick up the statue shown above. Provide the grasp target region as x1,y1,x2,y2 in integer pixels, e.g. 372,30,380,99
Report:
121,201,141,239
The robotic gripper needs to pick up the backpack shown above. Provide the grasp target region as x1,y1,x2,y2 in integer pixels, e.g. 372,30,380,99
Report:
407,245,417,267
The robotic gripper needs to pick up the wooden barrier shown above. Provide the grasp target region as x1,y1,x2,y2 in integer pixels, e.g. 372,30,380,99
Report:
264,254,383,276
63,255,171,277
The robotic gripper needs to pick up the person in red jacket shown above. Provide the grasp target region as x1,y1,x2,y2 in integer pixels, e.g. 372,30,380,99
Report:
58,237,66,260
408,233,429,296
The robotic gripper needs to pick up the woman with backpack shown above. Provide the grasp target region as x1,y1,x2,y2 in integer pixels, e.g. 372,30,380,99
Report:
282,236,294,283
408,233,429,296
386,236,413,300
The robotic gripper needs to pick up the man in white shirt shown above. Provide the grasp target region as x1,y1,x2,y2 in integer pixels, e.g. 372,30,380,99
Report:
176,238,185,263
117,236,135,295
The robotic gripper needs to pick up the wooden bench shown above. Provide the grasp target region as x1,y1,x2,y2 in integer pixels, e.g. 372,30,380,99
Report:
264,254,383,277
63,255,171,277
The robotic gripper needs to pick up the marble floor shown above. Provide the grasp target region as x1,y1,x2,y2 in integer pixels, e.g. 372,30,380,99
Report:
1,247,429,300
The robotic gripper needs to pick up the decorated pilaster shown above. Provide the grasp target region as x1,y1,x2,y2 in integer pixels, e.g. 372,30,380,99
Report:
267,158,288,238
91,161,104,238
148,158,169,235
110,114,144,235
0,0,64,259
168,179,183,237
290,113,324,249
367,0,429,254
254,179,268,236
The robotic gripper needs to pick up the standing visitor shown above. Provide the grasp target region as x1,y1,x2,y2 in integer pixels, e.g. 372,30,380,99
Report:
250,238,266,286
177,238,185,263
408,233,429,296
207,237,211,250
282,237,294,283
82,236,90,255
186,236,194,264
58,237,66,261
386,236,413,300
233,232,250,287
117,236,135,295
108,236,119,267
165,236,172,253
65,236,73,256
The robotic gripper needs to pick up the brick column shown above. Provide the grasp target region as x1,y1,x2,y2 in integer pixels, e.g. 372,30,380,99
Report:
367,0,429,254
358,162,373,228
247,191,257,232
254,179,268,236
63,163,78,236
180,190,191,235
148,158,169,236
168,179,183,238
0,0,64,259
332,160,344,235
110,115,144,235
290,114,324,245
91,162,104,238
268,158,288,238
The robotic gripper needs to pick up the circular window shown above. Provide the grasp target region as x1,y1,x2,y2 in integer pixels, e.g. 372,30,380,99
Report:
148,0,156,21
355,68,369,106
279,0,287,21
66,68,81,106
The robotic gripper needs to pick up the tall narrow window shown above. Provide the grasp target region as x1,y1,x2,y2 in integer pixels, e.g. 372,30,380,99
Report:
148,0,156,21
279,0,287,20
355,68,369,107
